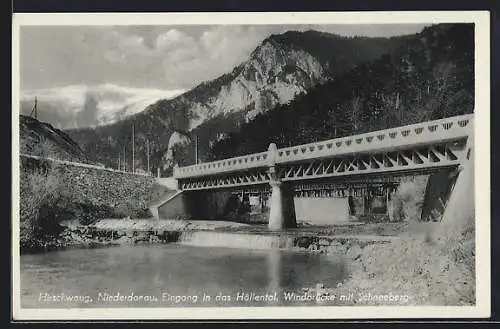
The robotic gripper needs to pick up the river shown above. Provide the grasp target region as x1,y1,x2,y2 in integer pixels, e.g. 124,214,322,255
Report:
20,243,346,308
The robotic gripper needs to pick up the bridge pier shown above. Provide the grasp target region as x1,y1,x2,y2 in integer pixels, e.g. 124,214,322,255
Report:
268,143,297,230
268,180,283,229
439,130,474,233
268,180,297,230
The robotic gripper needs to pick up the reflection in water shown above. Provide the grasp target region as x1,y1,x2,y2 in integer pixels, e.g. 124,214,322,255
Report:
21,244,346,308
267,251,281,292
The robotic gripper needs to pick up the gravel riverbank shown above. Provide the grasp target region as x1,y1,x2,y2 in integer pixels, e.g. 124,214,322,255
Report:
301,221,475,306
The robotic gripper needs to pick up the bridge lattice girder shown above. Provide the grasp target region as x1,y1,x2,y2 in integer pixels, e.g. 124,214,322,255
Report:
178,169,270,190
279,140,465,181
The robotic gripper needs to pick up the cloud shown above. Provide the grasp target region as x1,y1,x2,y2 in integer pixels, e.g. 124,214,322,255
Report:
20,84,185,129
155,29,197,51
77,93,100,127
21,24,428,93
20,26,166,90
19,24,429,128
157,26,279,87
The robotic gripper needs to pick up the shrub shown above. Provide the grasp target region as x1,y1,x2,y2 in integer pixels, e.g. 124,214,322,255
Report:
20,165,62,245
389,176,428,222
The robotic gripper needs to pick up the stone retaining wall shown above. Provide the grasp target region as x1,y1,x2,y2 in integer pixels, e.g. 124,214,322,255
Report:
20,156,159,220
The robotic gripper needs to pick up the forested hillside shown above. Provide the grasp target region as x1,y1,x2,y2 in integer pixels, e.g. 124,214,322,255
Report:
208,24,474,160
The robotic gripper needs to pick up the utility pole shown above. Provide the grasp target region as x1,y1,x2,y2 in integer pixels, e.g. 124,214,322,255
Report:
195,134,198,165
146,139,150,175
124,147,126,172
132,123,135,173
30,96,38,119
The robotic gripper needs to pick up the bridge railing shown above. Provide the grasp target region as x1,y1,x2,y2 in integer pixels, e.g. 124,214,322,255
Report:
275,114,473,164
173,151,270,178
173,114,473,179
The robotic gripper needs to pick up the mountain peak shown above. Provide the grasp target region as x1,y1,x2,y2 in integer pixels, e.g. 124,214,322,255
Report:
68,29,414,173
265,29,344,44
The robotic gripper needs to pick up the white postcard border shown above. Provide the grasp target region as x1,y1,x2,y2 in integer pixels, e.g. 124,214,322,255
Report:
11,10,491,320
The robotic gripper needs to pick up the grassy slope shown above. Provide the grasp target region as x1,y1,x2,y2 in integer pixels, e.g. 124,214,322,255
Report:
20,115,92,163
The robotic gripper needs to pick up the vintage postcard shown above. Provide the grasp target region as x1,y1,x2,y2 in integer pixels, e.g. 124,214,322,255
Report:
11,11,490,320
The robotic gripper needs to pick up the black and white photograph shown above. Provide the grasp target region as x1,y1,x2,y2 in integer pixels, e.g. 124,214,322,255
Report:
11,11,490,320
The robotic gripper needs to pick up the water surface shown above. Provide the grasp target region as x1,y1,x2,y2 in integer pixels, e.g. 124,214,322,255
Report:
21,244,346,308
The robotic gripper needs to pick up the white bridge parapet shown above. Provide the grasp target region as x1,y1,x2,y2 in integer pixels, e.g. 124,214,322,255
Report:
173,114,473,179
275,114,473,163
174,151,270,178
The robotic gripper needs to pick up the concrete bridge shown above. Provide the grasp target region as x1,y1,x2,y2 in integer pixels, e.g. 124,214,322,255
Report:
165,114,473,229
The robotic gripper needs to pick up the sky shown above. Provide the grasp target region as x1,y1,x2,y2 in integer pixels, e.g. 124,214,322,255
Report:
19,24,429,129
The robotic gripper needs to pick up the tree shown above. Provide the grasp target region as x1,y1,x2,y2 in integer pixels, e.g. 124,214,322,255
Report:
349,96,362,132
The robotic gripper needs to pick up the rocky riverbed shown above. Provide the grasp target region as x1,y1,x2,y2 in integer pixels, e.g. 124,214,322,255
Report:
21,218,404,254
20,218,253,253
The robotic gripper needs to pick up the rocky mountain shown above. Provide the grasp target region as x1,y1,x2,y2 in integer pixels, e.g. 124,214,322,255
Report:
67,30,412,174
161,131,192,169
20,115,92,164
208,24,475,160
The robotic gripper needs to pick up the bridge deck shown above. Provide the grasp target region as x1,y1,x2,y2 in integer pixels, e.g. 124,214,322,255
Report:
174,114,473,180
